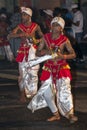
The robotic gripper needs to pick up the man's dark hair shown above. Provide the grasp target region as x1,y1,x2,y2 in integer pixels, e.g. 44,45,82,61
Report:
53,7,61,17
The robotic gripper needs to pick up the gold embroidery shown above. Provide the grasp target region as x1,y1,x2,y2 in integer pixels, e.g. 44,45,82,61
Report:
60,65,70,69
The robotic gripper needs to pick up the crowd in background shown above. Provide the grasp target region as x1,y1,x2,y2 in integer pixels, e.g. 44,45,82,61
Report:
0,4,87,63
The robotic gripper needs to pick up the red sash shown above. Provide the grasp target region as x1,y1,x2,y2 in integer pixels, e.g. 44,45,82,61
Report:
44,33,67,48
19,22,37,35
44,33,67,66
16,23,37,62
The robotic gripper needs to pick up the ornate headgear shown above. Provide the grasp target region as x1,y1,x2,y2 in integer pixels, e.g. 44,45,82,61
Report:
21,7,32,17
51,17,65,29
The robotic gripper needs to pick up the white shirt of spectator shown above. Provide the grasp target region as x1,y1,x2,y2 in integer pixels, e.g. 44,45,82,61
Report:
72,10,83,35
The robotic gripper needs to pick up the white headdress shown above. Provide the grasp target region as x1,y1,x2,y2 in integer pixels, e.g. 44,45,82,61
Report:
21,7,32,17
51,17,65,29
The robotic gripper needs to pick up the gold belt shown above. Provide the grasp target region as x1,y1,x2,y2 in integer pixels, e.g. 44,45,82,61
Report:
60,65,70,69
43,64,70,72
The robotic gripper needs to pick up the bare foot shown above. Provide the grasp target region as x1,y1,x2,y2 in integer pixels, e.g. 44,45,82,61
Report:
47,115,60,121
69,115,78,123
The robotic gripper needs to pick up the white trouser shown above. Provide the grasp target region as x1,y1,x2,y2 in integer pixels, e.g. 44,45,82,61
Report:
27,76,57,112
43,77,74,117
56,77,74,117
18,44,40,97
28,76,74,117
19,62,39,97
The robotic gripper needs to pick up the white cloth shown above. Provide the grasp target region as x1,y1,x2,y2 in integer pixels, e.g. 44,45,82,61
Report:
51,17,65,29
27,76,54,112
19,45,39,97
21,7,32,17
28,76,74,117
72,10,83,35
56,77,74,117
27,53,58,67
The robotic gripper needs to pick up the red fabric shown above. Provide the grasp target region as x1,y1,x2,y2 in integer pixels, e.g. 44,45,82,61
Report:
40,33,72,84
19,23,37,34
16,23,38,62
33,44,37,49
16,53,25,62
16,45,30,62
40,70,50,81
44,33,67,47
58,69,72,80
40,68,72,83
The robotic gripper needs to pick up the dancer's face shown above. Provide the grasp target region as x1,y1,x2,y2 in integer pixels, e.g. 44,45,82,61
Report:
51,22,62,34
21,12,31,24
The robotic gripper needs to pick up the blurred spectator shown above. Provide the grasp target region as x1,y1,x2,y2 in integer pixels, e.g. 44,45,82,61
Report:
0,7,11,25
0,14,14,61
42,9,53,33
0,7,7,17
8,6,22,57
61,8,73,35
71,4,83,42
71,3,85,63
8,6,21,32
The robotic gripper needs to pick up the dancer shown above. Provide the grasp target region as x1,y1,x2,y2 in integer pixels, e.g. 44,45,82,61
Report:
28,17,78,123
7,7,43,103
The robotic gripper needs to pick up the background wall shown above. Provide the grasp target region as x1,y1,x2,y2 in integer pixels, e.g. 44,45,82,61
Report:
0,0,86,12
81,0,87,4
0,0,18,12
0,0,6,8
31,0,60,9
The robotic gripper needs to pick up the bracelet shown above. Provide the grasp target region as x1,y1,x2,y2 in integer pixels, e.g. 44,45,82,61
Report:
63,55,67,59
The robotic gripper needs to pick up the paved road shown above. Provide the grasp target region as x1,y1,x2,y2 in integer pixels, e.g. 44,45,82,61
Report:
0,60,87,130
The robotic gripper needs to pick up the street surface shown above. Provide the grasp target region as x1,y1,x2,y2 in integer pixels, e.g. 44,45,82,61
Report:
0,59,87,130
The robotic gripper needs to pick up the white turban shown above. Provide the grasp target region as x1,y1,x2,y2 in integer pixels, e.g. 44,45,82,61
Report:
51,17,65,29
21,7,32,17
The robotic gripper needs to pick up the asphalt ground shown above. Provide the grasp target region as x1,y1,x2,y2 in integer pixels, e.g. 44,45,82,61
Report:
0,59,87,130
